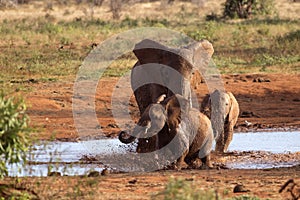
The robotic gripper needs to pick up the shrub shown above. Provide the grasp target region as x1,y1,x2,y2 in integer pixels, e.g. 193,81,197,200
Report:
0,0,29,8
223,0,275,19
0,94,31,178
110,0,122,19
272,30,300,55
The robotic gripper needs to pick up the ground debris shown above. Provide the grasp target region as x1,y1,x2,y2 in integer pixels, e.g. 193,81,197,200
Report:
233,184,250,193
279,179,300,200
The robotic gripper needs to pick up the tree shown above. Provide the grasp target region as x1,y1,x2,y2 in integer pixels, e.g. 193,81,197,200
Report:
223,0,275,19
0,94,31,178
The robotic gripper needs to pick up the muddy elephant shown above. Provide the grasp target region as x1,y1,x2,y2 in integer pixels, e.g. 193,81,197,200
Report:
119,39,214,153
120,94,214,169
200,89,240,153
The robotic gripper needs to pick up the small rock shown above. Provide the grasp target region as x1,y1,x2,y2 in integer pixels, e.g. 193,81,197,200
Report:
101,168,110,176
107,123,118,128
48,172,61,177
185,178,194,181
240,111,254,118
28,78,38,83
233,184,249,193
128,179,137,184
293,98,300,102
253,77,271,83
91,43,98,48
88,171,100,177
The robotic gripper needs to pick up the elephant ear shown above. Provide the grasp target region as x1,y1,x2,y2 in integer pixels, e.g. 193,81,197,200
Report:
227,92,239,124
133,39,170,64
200,93,211,118
164,94,190,130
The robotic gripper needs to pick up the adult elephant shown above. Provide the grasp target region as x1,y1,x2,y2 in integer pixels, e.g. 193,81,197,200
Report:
121,94,214,169
200,90,240,153
119,39,214,153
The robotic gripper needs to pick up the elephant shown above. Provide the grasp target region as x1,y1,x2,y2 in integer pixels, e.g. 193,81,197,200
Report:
119,39,214,153
120,94,214,169
200,89,240,153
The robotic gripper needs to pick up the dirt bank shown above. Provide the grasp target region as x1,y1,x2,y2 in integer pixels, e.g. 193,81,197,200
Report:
1,166,300,199
24,73,300,140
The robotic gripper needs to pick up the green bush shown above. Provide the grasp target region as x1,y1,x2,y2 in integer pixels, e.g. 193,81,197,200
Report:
0,94,31,178
223,0,275,19
273,30,300,55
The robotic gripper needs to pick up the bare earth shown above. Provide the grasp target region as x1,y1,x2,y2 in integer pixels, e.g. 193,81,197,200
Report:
1,73,297,199
1,166,300,199
25,73,300,140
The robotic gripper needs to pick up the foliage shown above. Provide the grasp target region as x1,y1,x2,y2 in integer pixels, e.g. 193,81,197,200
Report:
156,178,216,200
110,0,122,19
0,0,30,8
273,30,300,55
223,0,275,19
0,94,31,178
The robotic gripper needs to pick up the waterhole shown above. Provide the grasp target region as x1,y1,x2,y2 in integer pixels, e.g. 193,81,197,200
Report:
7,131,300,177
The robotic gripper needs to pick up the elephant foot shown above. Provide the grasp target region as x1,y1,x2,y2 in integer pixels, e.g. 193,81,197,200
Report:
186,158,202,169
174,161,188,171
200,156,213,169
199,164,213,170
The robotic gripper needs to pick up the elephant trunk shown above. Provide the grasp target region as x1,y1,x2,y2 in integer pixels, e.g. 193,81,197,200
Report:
211,113,226,153
118,131,136,144
209,90,227,153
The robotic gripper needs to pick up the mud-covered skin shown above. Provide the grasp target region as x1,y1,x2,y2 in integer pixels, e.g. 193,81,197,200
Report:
120,94,214,169
119,39,214,153
201,90,240,153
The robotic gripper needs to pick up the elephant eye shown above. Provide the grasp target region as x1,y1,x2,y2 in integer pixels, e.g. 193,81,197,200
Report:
141,120,150,127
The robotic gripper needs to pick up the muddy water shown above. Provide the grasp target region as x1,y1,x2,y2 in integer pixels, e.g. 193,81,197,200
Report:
228,131,300,153
7,131,300,177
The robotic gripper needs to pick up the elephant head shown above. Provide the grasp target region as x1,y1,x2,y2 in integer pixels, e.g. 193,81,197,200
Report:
200,90,240,153
119,94,190,150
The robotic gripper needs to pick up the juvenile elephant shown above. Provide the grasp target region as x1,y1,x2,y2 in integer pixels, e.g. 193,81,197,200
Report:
200,90,239,153
120,94,214,169
119,39,214,153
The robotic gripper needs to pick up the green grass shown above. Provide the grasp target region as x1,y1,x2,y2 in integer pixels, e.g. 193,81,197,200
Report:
0,10,299,89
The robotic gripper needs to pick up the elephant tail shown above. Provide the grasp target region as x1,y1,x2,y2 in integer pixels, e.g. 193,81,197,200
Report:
118,131,136,144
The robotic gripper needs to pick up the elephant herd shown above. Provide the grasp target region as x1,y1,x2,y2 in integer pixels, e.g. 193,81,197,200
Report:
118,39,239,170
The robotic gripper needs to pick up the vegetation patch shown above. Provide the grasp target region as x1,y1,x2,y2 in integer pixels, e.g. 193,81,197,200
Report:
0,94,31,178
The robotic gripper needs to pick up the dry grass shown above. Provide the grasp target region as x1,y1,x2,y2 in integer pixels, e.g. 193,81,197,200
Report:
0,0,299,86
0,0,299,22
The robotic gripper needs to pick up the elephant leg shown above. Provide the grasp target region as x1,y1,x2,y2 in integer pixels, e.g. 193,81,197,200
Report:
175,150,189,170
223,123,234,152
200,155,213,169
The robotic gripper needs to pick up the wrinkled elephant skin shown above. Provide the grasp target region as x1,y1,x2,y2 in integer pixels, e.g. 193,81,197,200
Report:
119,39,214,153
